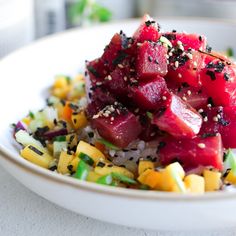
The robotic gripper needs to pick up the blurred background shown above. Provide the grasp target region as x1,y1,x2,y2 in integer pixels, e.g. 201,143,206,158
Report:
1,0,236,58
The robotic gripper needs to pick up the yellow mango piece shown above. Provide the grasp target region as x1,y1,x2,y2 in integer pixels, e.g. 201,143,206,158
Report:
76,141,105,164
203,170,222,191
69,157,80,172
138,160,154,175
71,111,88,130
225,170,236,185
57,151,74,174
94,164,134,179
22,117,31,126
138,169,162,189
87,171,101,182
53,76,69,89
159,162,185,191
184,174,205,193
20,145,53,169
138,169,152,183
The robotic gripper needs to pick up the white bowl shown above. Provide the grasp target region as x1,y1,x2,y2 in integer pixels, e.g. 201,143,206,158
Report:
0,18,236,231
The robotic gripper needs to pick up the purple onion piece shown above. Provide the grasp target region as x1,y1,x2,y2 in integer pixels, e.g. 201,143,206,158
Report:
14,121,27,133
43,128,68,140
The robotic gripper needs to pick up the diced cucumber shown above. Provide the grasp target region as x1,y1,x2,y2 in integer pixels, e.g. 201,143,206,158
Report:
15,130,45,151
75,160,90,180
53,141,67,158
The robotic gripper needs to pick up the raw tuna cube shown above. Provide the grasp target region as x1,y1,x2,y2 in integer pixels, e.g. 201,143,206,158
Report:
200,106,236,148
103,67,129,99
92,105,142,148
200,55,236,106
136,41,168,78
167,50,205,87
152,93,203,138
167,81,208,109
130,76,167,110
162,32,207,51
86,58,108,87
86,88,116,118
138,114,164,141
101,33,128,70
133,14,160,43
158,135,223,170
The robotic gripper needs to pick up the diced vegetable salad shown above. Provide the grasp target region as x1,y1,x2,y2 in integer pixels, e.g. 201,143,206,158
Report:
13,15,236,193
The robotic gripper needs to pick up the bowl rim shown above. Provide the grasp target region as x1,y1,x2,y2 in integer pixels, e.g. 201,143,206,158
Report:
1,16,236,201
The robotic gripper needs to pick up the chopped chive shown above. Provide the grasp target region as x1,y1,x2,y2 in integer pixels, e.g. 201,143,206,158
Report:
53,135,66,142
97,138,120,150
29,111,35,119
146,112,153,119
96,174,113,185
140,184,150,190
79,152,94,166
75,160,89,180
111,172,137,185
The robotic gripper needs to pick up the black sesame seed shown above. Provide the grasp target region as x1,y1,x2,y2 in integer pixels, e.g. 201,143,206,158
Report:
206,70,216,80
97,162,105,167
224,73,230,81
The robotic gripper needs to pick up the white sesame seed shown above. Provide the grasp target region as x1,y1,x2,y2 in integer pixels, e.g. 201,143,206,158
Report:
182,96,187,101
118,64,124,68
187,53,193,59
203,117,208,122
198,109,204,113
178,73,182,78
187,90,192,96
213,116,218,122
198,143,206,149
107,75,112,80
193,61,197,67
169,52,173,56
217,114,221,119
207,104,212,108
175,61,179,68
134,108,139,113
179,45,184,51
96,82,102,86
137,43,142,47
177,40,182,46
150,132,156,137
110,117,114,121
162,96,167,100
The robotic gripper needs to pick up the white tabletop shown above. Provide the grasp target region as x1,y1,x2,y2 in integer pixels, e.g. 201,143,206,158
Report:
0,164,235,236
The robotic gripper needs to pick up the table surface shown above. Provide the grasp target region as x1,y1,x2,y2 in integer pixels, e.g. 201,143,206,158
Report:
0,165,236,236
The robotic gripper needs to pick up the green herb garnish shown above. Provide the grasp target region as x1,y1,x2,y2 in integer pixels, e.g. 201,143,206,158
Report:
111,172,137,185
75,160,90,180
146,112,153,119
97,138,120,150
79,152,94,166
29,111,35,119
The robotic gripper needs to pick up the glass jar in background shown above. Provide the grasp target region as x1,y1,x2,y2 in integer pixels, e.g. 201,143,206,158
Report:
0,0,34,58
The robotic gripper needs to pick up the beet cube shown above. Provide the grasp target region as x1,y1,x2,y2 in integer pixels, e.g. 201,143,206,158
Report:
159,135,223,171
133,14,160,43
92,105,142,148
152,94,202,138
130,76,167,110
136,41,168,78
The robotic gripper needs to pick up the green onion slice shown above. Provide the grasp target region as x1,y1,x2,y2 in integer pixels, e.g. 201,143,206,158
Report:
79,152,94,166
97,138,120,150
146,112,153,119
96,174,113,185
111,172,137,185
75,160,90,180
53,135,66,142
